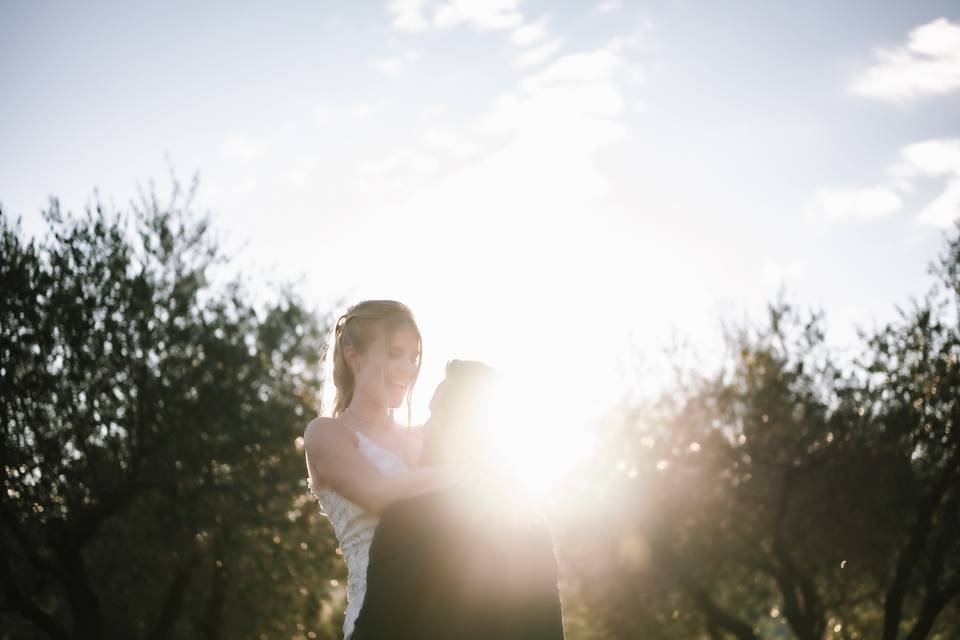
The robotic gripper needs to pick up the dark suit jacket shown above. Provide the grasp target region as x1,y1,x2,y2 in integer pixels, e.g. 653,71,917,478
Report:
350,485,565,640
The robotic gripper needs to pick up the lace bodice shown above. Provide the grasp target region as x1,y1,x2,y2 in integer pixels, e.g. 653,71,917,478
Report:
307,430,410,640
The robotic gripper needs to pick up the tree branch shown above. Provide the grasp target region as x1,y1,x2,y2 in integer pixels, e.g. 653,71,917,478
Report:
149,543,200,640
650,535,758,640
904,495,960,640
770,469,825,640
883,454,960,640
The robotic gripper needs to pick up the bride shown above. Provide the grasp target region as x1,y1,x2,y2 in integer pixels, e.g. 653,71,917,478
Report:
303,300,460,639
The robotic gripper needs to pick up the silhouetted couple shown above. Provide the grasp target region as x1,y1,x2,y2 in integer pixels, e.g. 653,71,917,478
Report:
350,360,565,640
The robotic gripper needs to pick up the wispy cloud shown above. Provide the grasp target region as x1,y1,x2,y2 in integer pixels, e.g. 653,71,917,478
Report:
220,132,262,160
597,0,623,14
477,45,628,158
511,16,549,46
513,39,563,68
423,128,479,157
369,47,420,76
850,17,960,101
368,0,651,256
815,187,903,220
389,1,567,72
761,261,805,284
389,0,523,33
816,138,960,228
312,102,380,125
388,0,431,32
356,36,635,194
341,33,651,417
351,103,378,119
359,149,439,183
896,138,960,228
434,0,523,30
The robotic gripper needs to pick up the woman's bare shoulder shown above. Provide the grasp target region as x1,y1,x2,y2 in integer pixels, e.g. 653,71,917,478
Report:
304,416,357,451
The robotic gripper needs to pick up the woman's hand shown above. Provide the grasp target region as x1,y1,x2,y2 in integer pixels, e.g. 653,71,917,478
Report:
305,417,465,515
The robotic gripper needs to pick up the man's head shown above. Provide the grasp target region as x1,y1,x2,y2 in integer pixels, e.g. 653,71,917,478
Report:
419,359,500,467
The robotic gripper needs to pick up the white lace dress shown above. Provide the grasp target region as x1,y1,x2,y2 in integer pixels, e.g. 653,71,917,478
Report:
307,430,410,640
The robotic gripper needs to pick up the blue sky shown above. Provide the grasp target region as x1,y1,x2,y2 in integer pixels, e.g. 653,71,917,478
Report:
3,1,960,428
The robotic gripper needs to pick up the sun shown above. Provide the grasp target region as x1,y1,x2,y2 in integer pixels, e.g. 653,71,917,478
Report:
407,303,616,498
483,374,596,497
371,197,656,497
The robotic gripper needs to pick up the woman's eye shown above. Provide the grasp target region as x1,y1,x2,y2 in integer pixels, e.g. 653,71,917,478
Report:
389,348,418,365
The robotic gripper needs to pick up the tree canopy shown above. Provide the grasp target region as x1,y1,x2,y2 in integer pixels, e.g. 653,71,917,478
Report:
1,181,343,640
551,225,960,639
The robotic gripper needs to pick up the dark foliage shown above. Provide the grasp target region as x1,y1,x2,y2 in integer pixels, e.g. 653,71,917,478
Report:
551,223,960,640
0,181,342,640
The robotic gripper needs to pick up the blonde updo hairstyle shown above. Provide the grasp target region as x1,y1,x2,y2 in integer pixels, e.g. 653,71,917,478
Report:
320,300,422,426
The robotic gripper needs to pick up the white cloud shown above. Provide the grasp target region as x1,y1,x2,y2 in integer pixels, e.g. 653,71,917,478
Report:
424,128,460,148
850,17,960,101
917,180,960,228
342,45,640,426
761,261,804,283
357,20,643,217
389,0,431,32
598,0,623,13
424,128,479,156
287,169,309,186
897,138,960,228
351,102,378,119
310,103,381,126
512,17,549,46
358,38,635,224
312,106,336,126
363,39,636,183
221,132,262,160
816,187,903,220
312,28,657,427
369,47,420,76
432,0,523,31
899,138,960,176
418,41,632,201
359,149,439,177
389,0,524,33
520,47,622,93
513,39,563,68
817,138,960,228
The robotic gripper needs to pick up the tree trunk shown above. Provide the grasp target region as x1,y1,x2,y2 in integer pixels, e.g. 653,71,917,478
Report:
149,546,200,640
56,544,102,640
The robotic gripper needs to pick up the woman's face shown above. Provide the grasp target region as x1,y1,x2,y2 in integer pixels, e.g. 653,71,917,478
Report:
352,323,420,409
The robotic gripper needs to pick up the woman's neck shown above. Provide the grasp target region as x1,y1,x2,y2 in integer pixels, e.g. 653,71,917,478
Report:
343,395,392,431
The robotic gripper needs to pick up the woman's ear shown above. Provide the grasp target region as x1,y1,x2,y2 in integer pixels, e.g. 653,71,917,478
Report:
344,344,359,373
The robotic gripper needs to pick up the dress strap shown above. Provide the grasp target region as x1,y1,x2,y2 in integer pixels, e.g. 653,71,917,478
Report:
357,430,411,469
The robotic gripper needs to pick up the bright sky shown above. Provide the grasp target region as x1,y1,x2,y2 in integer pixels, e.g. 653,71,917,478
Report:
3,2,960,481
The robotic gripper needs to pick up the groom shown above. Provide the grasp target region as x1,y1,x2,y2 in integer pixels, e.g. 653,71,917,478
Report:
350,360,565,640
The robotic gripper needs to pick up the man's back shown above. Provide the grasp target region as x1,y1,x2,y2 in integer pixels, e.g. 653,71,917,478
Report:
350,486,565,640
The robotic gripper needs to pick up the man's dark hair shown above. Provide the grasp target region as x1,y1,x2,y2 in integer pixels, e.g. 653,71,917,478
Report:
419,360,500,466
441,359,499,416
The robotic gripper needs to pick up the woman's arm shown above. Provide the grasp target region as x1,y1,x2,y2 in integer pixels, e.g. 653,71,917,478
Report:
304,417,460,515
